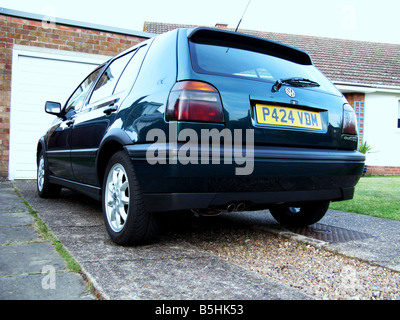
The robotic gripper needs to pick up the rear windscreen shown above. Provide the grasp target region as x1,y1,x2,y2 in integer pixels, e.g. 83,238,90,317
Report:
189,41,341,96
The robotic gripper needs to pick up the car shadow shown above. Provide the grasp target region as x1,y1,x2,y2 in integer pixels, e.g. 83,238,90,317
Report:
157,209,280,244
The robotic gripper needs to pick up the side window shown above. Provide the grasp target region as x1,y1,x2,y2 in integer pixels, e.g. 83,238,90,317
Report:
88,51,135,104
64,67,103,116
113,46,147,95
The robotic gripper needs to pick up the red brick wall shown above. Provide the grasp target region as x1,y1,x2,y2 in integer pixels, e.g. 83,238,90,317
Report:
0,13,148,179
366,166,400,176
343,92,365,109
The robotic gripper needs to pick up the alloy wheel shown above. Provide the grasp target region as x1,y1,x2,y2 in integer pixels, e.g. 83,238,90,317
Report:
105,163,130,232
37,156,45,192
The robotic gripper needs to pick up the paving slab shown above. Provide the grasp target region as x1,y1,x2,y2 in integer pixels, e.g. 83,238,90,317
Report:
0,181,96,300
82,255,309,300
321,211,400,272
0,212,35,226
0,187,28,213
0,242,68,276
0,212,38,244
0,272,95,300
0,225,40,244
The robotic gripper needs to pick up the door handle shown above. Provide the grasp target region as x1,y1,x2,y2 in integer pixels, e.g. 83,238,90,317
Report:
103,104,118,115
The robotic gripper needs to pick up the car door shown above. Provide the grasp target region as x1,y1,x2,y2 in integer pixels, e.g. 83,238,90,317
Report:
46,66,103,180
70,49,139,186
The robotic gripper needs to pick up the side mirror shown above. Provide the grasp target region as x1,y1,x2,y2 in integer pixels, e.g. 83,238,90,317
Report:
45,101,62,116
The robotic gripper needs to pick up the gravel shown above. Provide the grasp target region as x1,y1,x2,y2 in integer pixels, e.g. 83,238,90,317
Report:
170,215,400,300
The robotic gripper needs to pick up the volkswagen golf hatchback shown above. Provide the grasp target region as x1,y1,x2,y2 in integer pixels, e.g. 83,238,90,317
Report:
37,27,365,245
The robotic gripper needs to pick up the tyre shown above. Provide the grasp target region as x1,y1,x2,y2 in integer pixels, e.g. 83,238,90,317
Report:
37,150,61,198
102,151,158,245
269,201,330,227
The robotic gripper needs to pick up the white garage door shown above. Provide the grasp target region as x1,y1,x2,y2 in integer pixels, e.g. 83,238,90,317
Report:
9,46,109,179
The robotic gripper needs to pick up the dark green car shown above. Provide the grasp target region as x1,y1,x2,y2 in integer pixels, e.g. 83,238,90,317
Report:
37,27,365,245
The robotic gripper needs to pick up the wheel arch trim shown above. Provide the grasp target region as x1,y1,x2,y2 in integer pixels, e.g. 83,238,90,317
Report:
96,128,134,186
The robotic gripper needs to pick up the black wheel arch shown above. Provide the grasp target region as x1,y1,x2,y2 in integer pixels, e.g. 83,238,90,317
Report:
36,137,46,164
96,129,134,187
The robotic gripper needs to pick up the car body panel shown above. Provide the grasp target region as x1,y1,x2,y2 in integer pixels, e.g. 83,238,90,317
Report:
45,117,75,180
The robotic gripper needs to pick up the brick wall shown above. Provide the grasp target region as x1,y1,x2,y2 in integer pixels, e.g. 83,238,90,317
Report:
343,92,365,109
0,13,148,179
366,166,400,176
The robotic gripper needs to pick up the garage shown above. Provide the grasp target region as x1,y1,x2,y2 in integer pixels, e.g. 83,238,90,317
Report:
9,46,109,179
0,8,150,180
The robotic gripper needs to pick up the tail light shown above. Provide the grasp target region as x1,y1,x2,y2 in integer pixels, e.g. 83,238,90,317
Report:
342,103,358,135
166,81,224,123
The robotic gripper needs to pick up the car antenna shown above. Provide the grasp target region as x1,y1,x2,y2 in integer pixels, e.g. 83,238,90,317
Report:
235,0,251,32
226,0,251,53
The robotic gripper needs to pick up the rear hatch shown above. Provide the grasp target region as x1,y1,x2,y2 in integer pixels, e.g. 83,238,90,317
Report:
185,28,355,150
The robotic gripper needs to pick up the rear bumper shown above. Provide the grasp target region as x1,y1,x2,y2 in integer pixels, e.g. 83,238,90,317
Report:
125,143,365,212
141,188,355,212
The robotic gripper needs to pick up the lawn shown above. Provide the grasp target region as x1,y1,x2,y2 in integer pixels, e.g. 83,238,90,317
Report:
329,176,400,221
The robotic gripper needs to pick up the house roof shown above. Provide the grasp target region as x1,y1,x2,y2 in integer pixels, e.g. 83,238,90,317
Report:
144,22,400,89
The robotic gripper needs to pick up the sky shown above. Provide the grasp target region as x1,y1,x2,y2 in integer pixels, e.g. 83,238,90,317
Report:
1,0,399,44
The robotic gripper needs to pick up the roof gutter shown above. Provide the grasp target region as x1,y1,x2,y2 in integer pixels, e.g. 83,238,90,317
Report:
334,81,400,94
0,7,157,39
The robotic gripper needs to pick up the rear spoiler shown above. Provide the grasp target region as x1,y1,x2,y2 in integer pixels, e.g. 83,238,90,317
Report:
188,27,313,65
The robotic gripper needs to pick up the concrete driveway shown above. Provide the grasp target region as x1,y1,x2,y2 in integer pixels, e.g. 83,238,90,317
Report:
7,179,400,300
11,180,311,300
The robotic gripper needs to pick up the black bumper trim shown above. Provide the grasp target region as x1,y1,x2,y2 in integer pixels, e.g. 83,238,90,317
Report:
143,187,354,213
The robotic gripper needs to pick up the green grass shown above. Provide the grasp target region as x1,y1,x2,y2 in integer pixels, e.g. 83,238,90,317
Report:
330,176,400,221
13,187,82,273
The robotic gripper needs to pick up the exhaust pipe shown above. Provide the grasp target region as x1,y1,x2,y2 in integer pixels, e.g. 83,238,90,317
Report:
191,203,246,216
236,203,246,212
191,208,222,217
226,203,246,213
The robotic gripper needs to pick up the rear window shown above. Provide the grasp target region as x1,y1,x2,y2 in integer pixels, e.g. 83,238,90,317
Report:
189,41,341,96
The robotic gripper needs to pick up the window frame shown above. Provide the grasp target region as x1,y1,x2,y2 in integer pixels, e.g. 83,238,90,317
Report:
85,50,136,108
62,65,105,118
112,44,148,96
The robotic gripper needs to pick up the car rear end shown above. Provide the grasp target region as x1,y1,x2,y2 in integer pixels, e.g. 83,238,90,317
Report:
140,27,365,213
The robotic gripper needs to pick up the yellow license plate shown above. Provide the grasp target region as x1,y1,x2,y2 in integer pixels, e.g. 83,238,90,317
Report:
255,104,322,130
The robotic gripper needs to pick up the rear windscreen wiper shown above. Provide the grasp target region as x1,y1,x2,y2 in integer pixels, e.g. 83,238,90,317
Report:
272,77,320,92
